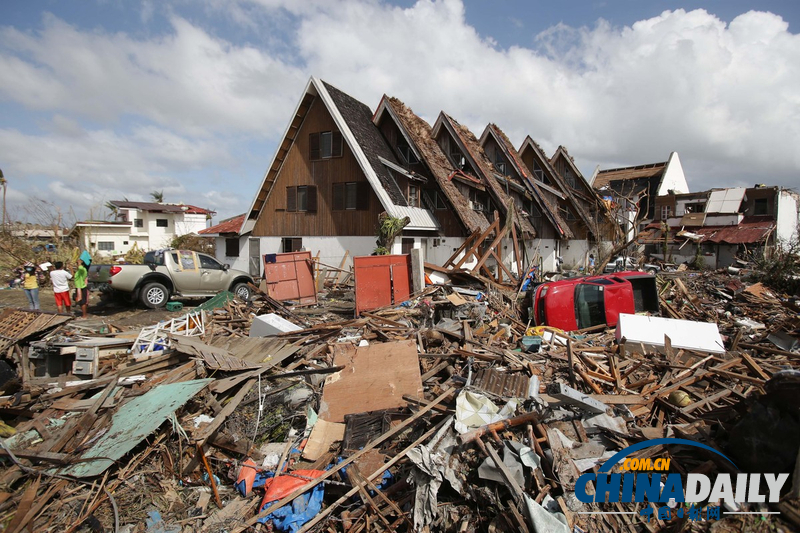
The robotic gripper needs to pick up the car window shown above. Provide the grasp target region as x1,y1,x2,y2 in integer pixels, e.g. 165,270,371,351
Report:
176,251,196,270
574,284,606,329
199,254,223,270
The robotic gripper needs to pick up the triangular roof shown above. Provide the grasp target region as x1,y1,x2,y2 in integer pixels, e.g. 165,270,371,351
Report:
242,77,439,234
550,145,621,240
374,96,489,234
433,113,535,236
483,125,572,239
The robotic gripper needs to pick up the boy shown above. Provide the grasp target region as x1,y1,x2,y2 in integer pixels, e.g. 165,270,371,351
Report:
74,259,89,318
49,261,72,314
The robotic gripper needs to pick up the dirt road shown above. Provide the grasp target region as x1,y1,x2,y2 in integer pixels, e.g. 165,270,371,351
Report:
0,287,200,329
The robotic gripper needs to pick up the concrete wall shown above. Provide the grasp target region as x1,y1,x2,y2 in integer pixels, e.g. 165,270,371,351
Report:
659,152,690,195
777,190,799,248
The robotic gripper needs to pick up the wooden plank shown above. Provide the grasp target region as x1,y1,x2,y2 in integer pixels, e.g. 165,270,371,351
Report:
233,388,453,532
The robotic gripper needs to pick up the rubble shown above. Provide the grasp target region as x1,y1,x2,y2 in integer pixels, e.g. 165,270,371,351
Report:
0,264,797,532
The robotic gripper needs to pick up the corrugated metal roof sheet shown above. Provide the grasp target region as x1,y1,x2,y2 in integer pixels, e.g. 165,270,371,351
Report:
695,218,775,244
199,214,245,235
388,205,439,230
593,162,666,189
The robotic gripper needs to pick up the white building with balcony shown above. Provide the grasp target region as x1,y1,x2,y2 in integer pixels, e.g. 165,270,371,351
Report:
70,201,215,257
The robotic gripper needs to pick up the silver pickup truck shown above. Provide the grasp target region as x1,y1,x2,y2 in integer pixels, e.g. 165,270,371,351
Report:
91,249,254,308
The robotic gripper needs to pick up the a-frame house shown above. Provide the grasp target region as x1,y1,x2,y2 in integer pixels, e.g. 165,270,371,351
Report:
239,77,441,270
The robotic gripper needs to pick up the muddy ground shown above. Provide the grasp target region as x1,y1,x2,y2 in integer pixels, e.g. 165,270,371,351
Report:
0,287,209,330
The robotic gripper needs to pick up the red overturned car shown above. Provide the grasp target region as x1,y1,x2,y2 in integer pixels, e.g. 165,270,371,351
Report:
531,271,660,332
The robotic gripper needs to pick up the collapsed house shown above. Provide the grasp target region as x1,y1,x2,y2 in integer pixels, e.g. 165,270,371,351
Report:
0,257,799,531
639,185,800,268
207,77,618,279
591,152,689,243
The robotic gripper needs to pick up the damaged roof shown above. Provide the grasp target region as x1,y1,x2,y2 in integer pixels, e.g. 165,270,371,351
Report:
592,161,667,190
110,201,215,215
199,214,246,236
377,96,490,234
437,114,536,237
486,126,571,239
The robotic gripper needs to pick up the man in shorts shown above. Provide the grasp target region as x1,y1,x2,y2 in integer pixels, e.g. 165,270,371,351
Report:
49,261,72,314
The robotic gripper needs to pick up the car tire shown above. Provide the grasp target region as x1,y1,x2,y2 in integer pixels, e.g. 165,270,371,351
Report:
646,268,658,275
232,282,251,302
140,282,169,308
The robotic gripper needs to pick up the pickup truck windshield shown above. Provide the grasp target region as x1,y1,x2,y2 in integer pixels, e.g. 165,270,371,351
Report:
574,284,606,329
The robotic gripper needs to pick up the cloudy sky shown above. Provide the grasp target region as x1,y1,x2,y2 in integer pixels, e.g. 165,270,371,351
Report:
1,0,798,226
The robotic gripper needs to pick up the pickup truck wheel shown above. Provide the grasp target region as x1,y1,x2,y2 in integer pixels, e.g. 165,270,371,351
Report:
232,283,251,302
141,282,169,308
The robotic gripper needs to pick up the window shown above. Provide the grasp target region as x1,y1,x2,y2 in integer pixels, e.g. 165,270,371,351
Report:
174,251,197,271
495,151,507,175
532,160,549,185
469,189,486,212
565,169,577,188
156,219,168,227
98,241,114,251
397,139,419,164
423,190,447,210
333,182,369,210
660,205,673,220
408,185,419,207
402,238,414,255
199,254,223,270
531,204,542,218
286,186,317,212
574,284,606,329
134,218,143,228
560,206,576,221
123,241,129,245
282,238,302,253
225,238,239,257
754,198,769,215
309,131,343,160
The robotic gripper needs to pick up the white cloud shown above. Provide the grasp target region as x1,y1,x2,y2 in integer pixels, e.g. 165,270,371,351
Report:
0,13,306,137
1,1,799,226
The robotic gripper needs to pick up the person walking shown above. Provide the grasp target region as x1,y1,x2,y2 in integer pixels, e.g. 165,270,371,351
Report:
22,262,40,310
74,259,89,318
49,261,72,314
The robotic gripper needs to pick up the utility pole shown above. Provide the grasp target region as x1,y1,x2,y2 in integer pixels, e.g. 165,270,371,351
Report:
0,168,6,235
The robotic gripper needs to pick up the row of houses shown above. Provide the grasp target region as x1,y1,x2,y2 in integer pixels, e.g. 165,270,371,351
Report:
199,77,623,279
71,77,798,276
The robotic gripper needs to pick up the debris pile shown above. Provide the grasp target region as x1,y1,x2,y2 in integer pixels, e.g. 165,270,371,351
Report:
0,267,798,532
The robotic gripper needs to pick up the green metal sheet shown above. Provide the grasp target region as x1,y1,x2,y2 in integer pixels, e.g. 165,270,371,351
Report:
57,379,212,478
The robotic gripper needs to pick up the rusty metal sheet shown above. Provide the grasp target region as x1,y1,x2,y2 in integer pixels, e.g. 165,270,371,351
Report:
472,368,531,399
353,254,412,315
263,251,317,305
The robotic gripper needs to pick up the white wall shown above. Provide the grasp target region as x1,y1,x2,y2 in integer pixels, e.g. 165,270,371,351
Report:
561,240,593,271
214,236,251,273
80,226,134,257
659,152,690,194
777,190,799,248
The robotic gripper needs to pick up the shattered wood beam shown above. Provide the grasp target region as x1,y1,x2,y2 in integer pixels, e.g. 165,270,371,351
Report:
454,219,499,269
295,418,448,533
193,378,256,447
234,388,454,532
471,226,508,274
443,231,479,268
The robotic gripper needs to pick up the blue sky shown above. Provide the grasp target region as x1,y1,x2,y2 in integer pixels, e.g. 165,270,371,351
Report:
1,0,798,226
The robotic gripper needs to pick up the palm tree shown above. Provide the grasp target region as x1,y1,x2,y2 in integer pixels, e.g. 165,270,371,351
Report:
150,190,164,203
105,201,118,220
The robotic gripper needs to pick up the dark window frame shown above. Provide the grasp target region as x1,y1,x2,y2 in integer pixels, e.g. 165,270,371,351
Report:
281,237,302,253
309,131,343,160
753,198,769,216
156,218,168,227
134,218,144,228
97,241,115,251
333,182,369,211
225,238,239,257
286,185,318,213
